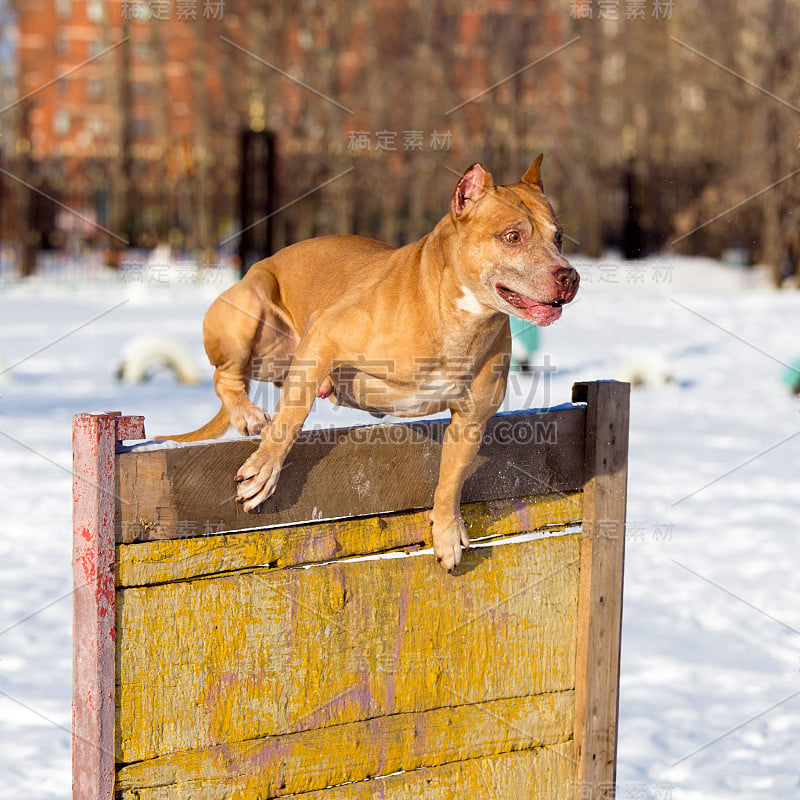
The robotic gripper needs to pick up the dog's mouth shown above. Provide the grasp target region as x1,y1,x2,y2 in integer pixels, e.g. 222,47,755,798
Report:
495,284,565,325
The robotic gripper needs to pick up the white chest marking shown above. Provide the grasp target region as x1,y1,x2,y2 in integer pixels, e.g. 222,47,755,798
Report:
456,285,486,315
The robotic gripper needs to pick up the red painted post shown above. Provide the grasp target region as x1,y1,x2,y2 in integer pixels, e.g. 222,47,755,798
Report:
72,414,144,800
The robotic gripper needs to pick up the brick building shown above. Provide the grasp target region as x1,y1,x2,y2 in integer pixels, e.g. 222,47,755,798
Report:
6,0,576,266
11,0,236,256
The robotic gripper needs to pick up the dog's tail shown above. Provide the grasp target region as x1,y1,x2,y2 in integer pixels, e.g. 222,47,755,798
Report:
155,404,230,443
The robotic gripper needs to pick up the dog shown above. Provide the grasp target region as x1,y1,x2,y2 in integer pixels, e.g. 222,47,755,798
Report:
160,156,579,571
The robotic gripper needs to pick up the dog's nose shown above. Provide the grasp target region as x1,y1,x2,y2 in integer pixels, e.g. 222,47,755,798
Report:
552,266,580,292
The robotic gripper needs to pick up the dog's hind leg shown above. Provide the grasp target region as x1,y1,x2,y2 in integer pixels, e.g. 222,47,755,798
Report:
203,272,295,436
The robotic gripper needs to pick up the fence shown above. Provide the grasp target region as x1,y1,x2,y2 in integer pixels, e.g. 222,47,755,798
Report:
72,380,629,799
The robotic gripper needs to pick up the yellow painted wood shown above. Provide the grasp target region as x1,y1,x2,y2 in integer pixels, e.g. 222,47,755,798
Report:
292,741,575,800
118,741,574,800
116,532,581,764
115,492,583,587
117,689,573,797
108,387,628,798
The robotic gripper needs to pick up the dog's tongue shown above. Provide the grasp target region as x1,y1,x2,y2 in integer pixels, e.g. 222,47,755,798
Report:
497,286,563,326
524,302,562,326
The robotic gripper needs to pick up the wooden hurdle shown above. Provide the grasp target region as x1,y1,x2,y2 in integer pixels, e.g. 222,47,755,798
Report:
72,380,629,799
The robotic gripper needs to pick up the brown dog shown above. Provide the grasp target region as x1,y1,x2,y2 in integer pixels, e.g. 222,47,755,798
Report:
161,156,579,570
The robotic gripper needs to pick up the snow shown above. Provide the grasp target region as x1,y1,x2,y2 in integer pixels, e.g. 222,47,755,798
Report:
1,255,799,798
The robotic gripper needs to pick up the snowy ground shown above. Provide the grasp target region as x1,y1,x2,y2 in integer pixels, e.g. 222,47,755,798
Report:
0,254,798,798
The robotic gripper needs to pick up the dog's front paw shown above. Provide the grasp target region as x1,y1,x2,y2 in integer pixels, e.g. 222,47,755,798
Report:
431,513,470,573
235,449,281,512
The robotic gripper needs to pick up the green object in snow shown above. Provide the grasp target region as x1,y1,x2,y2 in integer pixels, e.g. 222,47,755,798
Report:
782,356,800,393
509,317,540,371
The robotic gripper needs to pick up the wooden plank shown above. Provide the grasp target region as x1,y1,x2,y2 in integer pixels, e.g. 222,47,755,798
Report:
72,413,144,800
116,532,581,763
118,741,574,800
116,492,583,587
571,381,629,798
115,407,586,542
284,741,575,800
117,689,573,797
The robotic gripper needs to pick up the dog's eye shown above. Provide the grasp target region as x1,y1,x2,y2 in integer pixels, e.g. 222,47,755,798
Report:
504,230,522,244
555,230,564,252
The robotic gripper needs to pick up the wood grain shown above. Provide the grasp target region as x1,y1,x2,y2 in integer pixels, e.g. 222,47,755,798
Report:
571,381,630,798
116,492,583,587
116,532,581,763
87,384,630,798
72,413,144,800
118,741,574,800
115,407,586,543
116,690,574,797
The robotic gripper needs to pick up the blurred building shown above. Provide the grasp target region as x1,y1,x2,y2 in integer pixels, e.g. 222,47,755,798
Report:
11,2,788,278
10,0,237,258
0,0,18,245
5,0,575,270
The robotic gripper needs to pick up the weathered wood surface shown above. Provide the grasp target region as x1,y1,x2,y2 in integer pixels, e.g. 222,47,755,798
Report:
286,743,574,800
116,491,583,587
115,407,586,543
118,741,574,800
116,532,581,764
72,383,629,799
571,381,630,797
72,413,145,800
116,690,574,798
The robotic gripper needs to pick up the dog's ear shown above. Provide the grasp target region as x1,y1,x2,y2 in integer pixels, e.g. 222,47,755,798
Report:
451,163,494,218
521,153,544,190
